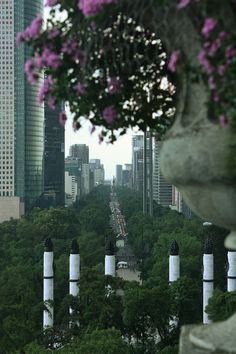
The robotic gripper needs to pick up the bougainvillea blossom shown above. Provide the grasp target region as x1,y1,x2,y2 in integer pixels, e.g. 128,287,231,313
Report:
167,50,181,72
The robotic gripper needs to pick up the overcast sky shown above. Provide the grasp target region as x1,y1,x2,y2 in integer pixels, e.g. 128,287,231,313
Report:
65,115,133,180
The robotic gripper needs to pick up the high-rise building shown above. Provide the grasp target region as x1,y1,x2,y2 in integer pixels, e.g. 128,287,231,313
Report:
69,144,89,163
116,165,123,186
0,0,44,216
43,103,65,207
153,139,172,207
122,164,132,188
65,156,82,199
132,135,144,192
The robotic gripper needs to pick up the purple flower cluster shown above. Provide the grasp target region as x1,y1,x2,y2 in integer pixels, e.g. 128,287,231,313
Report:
107,77,121,94
59,112,67,127
38,75,55,105
16,16,43,45
102,105,118,125
177,0,191,8
61,38,85,64
167,50,181,73
45,0,58,6
78,0,116,17
201,18,217,38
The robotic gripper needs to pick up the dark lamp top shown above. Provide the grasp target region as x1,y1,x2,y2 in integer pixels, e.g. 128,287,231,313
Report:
71,239,79,254
170,240,179,255
106,240,115,255
44,238,53,252
204,238,213,254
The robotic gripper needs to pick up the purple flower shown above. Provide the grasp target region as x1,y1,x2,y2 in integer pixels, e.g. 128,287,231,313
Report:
225,45,236,59
24,59,38,83
218,65,226,76
102,105,118,125
78,0,116,17
16,32,26,46
167,50,180,73
62,38,78,55
42,48,62,68
219,114,227,127
177,0,191,9
198,49,213,74
208,39,221,57
37,75,55,103
59,112,67,127
47,95,56,109
48,28,60,39
107,77,121,94
75,83,86,95
45,0,58,6
25,15,43,39
201,18,217,38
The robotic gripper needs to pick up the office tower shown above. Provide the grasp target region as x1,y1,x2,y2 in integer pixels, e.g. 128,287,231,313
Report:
132,135,143,192
0,0,44,217
69,144,89,164
44,103,65,207
116,165,123,186
122,164,132,188
153,138,172,207
65,157,82,203
81,164,90,195
89,159,105,186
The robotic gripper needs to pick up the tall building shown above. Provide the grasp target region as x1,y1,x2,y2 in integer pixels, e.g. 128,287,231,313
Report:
43,103,65,207
0,0,44,216
116,165,123,186
122,164,132,188
69,144,89,163
90,159,105,186
65,156,82,200
132,135,144,192
153,139,172,207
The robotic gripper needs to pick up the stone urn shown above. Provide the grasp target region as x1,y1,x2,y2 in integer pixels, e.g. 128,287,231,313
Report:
154,2,236,353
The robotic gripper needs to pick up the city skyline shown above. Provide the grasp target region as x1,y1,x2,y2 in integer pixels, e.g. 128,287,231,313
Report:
65,115,134,179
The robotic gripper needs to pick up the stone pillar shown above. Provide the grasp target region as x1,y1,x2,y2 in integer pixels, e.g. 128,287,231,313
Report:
105,240,116,277
169,240,180,283
43,238,54,328
203,238,214,325
69,239,80,316
227,249,236,292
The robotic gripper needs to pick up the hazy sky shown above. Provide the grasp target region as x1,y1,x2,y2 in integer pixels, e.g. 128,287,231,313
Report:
65,115,133,179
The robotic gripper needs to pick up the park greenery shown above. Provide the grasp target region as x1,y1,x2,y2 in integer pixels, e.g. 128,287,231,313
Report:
0,185,234,353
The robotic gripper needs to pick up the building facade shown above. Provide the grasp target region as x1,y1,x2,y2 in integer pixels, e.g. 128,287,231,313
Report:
43,103,65,207
132,135,144,192
153,139,173,207
116,165,123,186
69,144,89,163
0,0,44,214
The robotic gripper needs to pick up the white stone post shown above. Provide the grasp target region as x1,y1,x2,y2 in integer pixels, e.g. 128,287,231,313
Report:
43,238,54,328
169,240,180,330
227,250,236,292
203,238,214,325
69,239,80,314
169,240,180,283
105,241,116,277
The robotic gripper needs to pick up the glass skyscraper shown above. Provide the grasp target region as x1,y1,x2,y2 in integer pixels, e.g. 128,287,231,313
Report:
0,0,44,211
